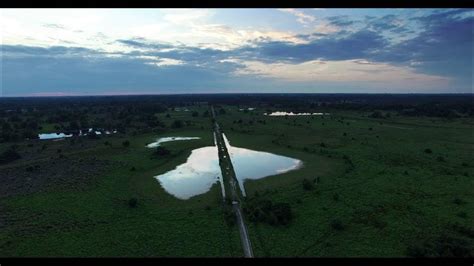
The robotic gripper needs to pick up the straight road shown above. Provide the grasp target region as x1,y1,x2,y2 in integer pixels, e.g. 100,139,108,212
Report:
211,105,254,258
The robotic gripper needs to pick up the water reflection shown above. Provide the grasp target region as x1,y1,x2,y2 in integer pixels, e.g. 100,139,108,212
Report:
222,134,302,196
151,135,302,200
264,111,329,116
146,137,200,148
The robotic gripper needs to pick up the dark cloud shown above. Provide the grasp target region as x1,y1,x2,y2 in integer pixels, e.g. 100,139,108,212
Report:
327,16,355,27
1,46,254,96
371,8,473,83
1,9,472,94
116,38,175,50
236,29,388,63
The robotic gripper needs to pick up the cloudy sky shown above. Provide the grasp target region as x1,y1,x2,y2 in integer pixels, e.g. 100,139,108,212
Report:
1,8,472,96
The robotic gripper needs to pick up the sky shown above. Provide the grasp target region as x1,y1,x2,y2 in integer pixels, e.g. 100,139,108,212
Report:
0,8,473,96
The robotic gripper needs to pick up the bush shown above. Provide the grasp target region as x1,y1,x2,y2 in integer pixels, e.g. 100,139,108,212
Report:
331,219,345,231
192,111,199,117
154,146,171,156
424,148,433,154
333,193,340,201
122,140,130,147
243,198,293,226
223,206,235,226
302,178,314,191
453,197,465,205
407,235,473,257
437,156,446,162
128,198,138,208
0,149,21,165
171,120,183,128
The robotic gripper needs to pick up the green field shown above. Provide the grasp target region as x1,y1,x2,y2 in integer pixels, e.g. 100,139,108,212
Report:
0,105,472,257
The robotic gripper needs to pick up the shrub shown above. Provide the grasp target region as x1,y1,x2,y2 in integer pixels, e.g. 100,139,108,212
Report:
331,219,345,231
128,198,138,208
223,206,235,226
122,140,130,147
333,193,340,201
244,198,293,226
171,120,183,128
437,156,446,162
424,148,432,154
302,178,314,191
192,111,199,117
407,235,473,257
0,149,21,165
453,197,465,205
457,212,468,219
154,146,171,156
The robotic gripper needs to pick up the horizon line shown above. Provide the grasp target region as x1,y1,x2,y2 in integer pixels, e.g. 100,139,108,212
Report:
1,91,474,98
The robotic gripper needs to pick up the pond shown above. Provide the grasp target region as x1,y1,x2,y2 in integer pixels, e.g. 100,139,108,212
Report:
38,133,74,140
222,134,302,196
146,137,201,148
264,111,329,116
38,128,118,140
150,135,302,200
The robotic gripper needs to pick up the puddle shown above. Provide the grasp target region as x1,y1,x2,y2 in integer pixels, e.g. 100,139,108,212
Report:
146,137,201,148
264,111,329,116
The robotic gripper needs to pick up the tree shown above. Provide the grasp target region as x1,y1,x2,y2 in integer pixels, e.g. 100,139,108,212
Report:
192,111,199,117
122,140,130,147
128,198,138,208
171,120,183,128
302,178,314,190
369,111,384,119
0,149,21,165
154,146,171,156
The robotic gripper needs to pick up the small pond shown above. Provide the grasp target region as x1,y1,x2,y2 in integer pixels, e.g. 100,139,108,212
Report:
150,135,302,199
264,111,329,116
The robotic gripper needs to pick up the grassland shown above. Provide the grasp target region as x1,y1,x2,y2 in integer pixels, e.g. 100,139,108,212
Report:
216,106,473,257
0,102,472,257
0,106,242,257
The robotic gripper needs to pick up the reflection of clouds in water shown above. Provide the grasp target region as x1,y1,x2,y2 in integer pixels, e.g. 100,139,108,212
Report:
155,146,221,200
146,136,200,148
223,134,302,196
264,111,329,116
152,135,303,199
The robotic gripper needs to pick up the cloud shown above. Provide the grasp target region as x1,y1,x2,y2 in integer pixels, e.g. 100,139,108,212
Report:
278,9,315,25
230,58,448,87
238,29,387,63
371,8,473,84
327,16,355,27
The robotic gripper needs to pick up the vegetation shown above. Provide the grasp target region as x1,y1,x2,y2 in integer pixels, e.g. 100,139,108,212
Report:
0,94,472,257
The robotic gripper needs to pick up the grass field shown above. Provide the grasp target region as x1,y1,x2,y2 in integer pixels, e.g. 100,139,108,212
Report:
0,107,242,257
0,104,472,257
216,106,473,257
